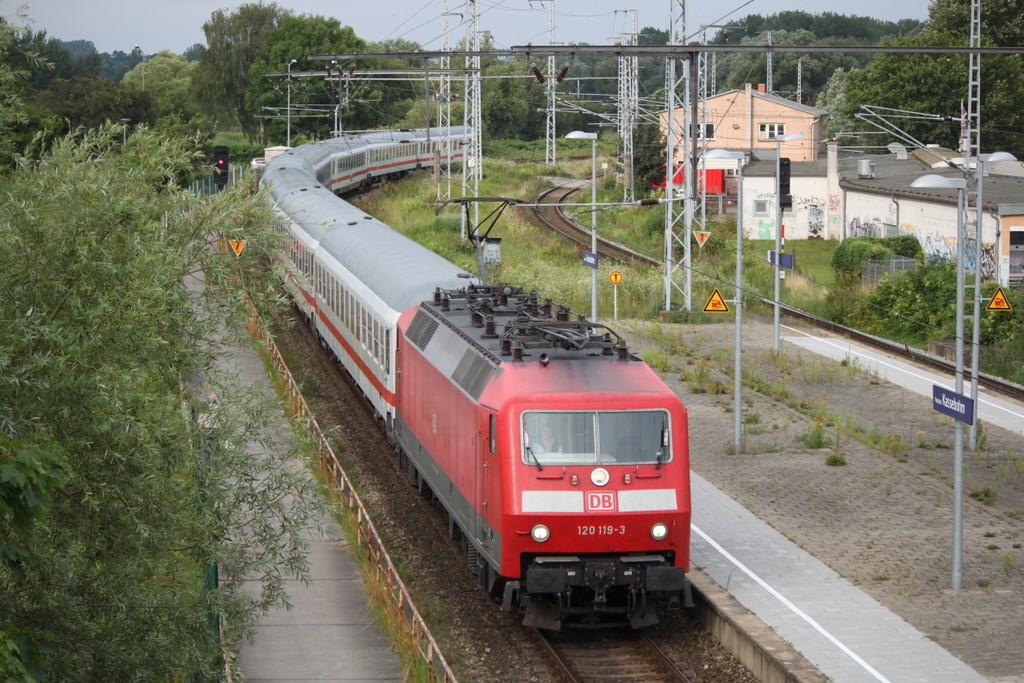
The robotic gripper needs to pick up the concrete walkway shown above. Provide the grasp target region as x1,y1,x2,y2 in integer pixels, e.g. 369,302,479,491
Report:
220,334,403,682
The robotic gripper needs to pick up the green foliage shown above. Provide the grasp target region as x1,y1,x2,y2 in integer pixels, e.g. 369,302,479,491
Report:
843,31,1024,152
633,123,666,191
0,125,324,680
863,260,957,342
30,76,156,135
481,61,546,140
710,12,922,105
830,236,895,273
121,50,201,122
885,234,924,260
192,2,290,137
244,14,369,144
0,437,65,575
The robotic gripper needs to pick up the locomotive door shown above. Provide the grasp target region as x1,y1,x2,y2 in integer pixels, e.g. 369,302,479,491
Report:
476,413,496,548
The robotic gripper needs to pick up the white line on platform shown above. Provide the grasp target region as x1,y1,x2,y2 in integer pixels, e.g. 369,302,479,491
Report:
691,523,892,683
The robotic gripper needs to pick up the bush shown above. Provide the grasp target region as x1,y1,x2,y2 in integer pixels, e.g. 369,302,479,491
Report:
884,234,924,260
829,237,893,274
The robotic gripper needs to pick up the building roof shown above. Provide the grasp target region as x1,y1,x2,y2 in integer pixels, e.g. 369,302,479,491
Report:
661,89,830,118
734,146,1024,209
743,89,830,118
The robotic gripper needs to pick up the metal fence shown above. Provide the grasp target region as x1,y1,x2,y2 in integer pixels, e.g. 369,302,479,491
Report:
862,256,919,289
189,167,253,195
249,318,458,683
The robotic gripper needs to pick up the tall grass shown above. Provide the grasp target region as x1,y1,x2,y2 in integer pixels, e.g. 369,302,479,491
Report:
359,161,844,324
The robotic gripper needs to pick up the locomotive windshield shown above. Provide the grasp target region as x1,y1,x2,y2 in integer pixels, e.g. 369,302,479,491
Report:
521,411,670,466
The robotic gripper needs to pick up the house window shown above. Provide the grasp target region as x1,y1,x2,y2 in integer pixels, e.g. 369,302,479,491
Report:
754,200,770,216
758,123,786,140
690,123,716,140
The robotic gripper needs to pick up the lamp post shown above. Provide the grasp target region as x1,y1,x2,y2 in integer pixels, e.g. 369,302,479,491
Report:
706,149,746,451
287,59,297,147
968,152,1016,448
911,172,968,591
134,45,146,91
566,130,599,323
772,132,805,350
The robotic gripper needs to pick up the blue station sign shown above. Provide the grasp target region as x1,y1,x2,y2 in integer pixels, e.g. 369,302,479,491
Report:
582,250,598,269
932,385,975,425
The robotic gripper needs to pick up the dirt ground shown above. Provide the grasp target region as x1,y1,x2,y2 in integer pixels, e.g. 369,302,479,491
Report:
622,313,1024,680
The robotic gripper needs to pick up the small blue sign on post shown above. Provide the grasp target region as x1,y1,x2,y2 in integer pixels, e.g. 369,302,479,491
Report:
932,385,975,424
768,250,794,269
582,251,598,269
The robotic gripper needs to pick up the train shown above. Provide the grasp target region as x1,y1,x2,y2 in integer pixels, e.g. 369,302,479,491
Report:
261,128,693,630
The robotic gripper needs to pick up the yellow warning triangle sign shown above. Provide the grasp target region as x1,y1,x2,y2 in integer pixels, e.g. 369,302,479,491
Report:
986,286,1012,311
229,239,247,257
693,231,711,248
703,288,730,313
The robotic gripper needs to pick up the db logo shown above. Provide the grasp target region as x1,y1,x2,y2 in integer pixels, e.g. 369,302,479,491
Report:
585,491,617,512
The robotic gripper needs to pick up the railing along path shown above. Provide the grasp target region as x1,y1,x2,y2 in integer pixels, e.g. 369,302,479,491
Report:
251,318,458,683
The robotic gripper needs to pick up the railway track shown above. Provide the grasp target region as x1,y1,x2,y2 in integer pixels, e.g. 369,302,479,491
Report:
533,627,697,683
531,182,1024,404
532,183,659,266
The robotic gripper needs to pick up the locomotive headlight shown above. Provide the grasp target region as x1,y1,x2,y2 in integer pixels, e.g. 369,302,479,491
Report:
531,524,550,543
650,522,669,541
590,467,610,487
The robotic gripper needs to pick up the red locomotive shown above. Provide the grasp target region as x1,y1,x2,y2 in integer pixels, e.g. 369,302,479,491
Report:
263,129,692,630
396,285,691,628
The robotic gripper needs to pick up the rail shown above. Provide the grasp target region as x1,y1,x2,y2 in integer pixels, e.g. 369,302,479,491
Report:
249,317,458,683
533,183,1024,404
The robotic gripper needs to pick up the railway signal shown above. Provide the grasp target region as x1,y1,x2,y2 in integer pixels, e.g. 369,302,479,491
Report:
213,146,229,189
778,157,792,208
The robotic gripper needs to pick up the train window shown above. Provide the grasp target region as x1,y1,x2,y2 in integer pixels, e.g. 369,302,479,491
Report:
521,411,670,466
597,411,670,465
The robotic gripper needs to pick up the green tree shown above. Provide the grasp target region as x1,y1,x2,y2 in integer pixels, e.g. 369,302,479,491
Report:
30,76,155,134
842,31,1024,151
928,0,1024,46
192,2,289,138
0,123,324,680
122,50,201,122
8,29,100,95
481,60,546,140
633,122,666,192
245,14,367,143
816,67,854,139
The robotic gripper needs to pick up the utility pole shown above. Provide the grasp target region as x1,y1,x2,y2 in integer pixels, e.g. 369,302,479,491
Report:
663,0,695,312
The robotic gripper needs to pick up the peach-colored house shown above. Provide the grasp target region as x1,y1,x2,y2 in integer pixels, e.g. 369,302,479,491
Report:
660,83,828,162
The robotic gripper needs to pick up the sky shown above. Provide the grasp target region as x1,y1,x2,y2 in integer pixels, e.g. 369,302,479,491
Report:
11,0,931,56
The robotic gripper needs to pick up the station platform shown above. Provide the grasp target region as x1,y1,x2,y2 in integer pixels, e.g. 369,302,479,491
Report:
685,322,1024,683
692,472,988,683
785,330,1024,439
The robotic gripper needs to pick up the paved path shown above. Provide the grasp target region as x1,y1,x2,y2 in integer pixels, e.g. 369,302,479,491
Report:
219,335,403,682
236,512,403,682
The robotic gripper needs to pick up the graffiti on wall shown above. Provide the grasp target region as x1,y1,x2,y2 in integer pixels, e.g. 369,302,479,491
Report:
808,205,824,239
848,217,884,238
923,231,956,262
